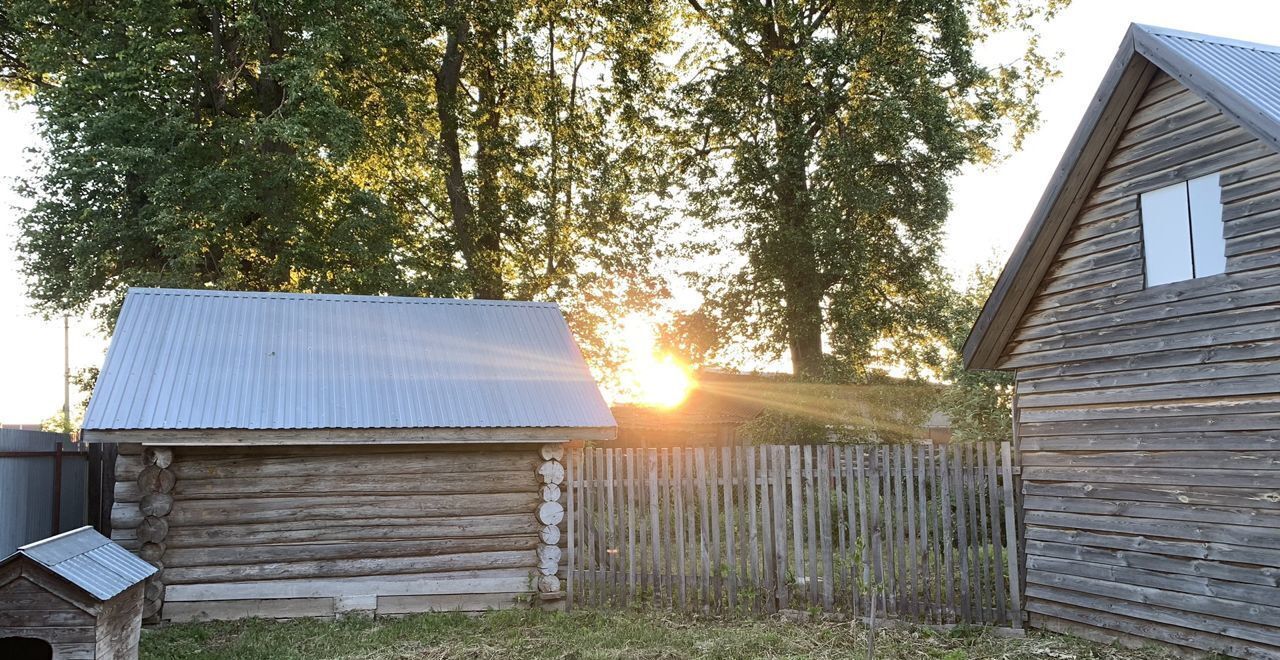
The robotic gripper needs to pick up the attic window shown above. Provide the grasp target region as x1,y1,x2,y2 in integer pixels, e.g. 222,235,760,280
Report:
1139,173,1225,287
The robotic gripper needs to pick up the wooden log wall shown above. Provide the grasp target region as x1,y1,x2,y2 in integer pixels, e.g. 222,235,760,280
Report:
110,443,547,622
1001,71,1280,659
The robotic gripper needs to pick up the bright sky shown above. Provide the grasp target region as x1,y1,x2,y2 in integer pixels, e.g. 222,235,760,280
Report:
2,0,1278,422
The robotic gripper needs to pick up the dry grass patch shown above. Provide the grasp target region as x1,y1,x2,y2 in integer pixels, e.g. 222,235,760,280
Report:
141,608,1173,660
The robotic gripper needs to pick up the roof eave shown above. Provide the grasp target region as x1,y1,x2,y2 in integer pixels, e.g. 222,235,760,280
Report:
81,425,618,445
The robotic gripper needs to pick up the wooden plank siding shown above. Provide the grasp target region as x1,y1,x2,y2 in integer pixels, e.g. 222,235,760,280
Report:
109,443,543,622
1000,70,1280,658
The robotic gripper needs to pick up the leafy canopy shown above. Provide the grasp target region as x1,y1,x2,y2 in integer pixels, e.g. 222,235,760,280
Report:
671,0,1066,379
3,0,676,370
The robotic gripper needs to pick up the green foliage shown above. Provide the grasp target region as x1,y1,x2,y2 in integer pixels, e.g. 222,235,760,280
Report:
2,0,675,370
40,409,76,434
734,377,941,445
672,0,1066,378
938,262,1014,442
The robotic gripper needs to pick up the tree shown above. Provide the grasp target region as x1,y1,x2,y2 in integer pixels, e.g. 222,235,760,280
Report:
3,0,675,368
938,261,1013,441
675,0,1065,379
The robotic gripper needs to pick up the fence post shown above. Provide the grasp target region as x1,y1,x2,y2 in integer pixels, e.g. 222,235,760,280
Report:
1000,441,1023,629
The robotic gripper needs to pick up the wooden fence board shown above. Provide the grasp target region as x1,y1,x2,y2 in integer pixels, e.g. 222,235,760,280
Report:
567,443,1018,627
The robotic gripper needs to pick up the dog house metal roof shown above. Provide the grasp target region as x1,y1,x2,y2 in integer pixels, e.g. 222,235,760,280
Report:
3,527,156,601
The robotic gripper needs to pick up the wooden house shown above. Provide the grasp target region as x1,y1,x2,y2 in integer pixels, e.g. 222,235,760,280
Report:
80,288,615,622
0,526,155,660
965,25,1280,658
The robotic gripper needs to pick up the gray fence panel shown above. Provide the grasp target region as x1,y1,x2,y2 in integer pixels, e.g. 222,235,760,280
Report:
0,429,88,555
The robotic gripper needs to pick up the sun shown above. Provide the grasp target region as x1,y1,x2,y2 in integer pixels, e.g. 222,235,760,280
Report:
613,314,696,409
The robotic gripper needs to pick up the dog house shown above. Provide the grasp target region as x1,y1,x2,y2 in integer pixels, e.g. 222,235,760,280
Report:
0,527,156,660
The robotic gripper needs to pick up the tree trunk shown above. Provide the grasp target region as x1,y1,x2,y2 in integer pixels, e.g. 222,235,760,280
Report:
773,92,825,379
471,20,505,300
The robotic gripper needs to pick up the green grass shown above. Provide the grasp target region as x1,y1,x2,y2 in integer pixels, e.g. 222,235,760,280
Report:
140,609,1173,660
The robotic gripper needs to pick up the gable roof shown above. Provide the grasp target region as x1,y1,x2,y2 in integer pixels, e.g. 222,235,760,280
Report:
83,288,616,434
1,527,155,601
964,24,1280,369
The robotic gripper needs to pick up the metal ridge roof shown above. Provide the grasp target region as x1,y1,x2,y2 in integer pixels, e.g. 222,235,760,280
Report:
83,288,617,432
3,526,155,601
963,23,1280,369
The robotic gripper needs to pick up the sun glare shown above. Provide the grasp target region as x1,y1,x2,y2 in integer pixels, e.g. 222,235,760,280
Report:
614,314,695,409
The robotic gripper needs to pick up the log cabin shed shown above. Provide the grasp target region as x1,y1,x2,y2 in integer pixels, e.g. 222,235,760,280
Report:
80,287,615,623
0,526,155,660
965,24,1280,659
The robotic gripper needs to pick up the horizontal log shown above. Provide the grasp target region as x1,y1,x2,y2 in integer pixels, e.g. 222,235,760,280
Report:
1003,320,1280,370
1024,495,1280,528
111,501,144,530
1118,94,1222,150
1019,397,1280,424
1228,248,1280,275
1020,450,1280,470
1026,564,1280,626
1020,432,1280,452
1225,207,1280,239
1090,137,1270,207
1020,412,1280,437
1061,215,1139,254
164,513,540,549
1018,358,1280,395
166,492,540,527
1012,303,1280,358
164,536,537,568
376,592,525,615
1017,267,1280,337
1108,112,1240,172
1022,480,1280,511
1024,527,1280,567
1027,555,1280,609
115,454,143,482
1021,466,1278,489
114,481,141,504
173,450,541,480
163,550,536,584
1025,275,1144,316
1025,510,1280,549
164,567,533,602
163,597,335,623
1026,540,1280,588
1038,259,1143,297
171,471,537,499
1026,586,1280,659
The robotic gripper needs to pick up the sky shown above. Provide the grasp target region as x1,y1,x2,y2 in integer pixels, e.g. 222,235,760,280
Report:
3,0,1280,423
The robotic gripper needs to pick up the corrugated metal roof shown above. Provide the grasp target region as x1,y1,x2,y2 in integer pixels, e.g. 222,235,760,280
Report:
3,526,155,601
83,288,616,431
1138,25,1280,149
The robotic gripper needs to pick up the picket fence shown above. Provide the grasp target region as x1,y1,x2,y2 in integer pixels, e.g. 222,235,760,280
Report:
564,442,1022,628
